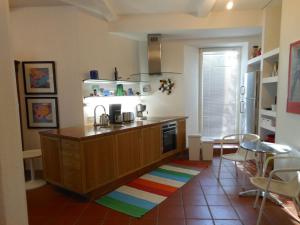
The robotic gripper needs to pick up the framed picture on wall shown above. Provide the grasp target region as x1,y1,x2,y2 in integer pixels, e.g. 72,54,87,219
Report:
287,40,300,114
25,97,59,129
22,61,57,94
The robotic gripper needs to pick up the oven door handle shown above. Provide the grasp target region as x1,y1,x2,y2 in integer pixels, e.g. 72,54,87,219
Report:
163,129,177,133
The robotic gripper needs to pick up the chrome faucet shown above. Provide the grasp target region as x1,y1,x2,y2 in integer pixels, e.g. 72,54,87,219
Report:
94,105,108,127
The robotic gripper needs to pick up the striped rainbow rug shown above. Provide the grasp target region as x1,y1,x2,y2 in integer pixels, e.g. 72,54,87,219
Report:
96,160,207,218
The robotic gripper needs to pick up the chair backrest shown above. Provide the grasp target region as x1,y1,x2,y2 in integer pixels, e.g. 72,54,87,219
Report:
221,134,260,158
288,171,300,198
241,133,260,142
237,134,260,157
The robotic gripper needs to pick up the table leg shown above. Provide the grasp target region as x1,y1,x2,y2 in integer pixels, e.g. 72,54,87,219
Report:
239,152,283,206
25,158,46,190
29,158,35,180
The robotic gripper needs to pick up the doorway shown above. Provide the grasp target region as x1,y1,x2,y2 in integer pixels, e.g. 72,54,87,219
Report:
200,48,241,139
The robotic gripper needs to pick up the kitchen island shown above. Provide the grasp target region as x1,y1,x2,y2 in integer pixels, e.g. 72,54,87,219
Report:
40,117,186,195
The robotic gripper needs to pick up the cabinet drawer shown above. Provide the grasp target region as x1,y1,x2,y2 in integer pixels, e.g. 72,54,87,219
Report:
61,139,80,160
63,167,82,192
62,156,81,171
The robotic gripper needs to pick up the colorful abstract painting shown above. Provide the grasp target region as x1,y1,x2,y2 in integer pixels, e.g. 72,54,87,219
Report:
22,61,57,94
32,103,53,123
26,97,59,128
287,40,300,114
29,68,50,88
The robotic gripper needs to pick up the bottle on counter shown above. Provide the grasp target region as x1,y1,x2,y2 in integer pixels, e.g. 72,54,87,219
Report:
114,67,118,81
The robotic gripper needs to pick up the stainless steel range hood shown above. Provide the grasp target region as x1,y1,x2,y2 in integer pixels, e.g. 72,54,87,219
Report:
148,34,162,75
146,34,181,76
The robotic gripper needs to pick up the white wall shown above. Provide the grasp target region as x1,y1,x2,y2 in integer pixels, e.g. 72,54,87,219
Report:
10,6,140,151
11,6,82,151
0,0,28,224
275,0,300,178
141,36,259,140
184,46,200,135
140,39,185,119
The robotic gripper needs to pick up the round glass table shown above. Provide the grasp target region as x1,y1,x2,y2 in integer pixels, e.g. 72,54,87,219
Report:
239,141,292,205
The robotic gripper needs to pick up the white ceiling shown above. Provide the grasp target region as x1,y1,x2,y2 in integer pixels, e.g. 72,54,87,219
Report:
115,26,262,41
9,0,265,40
10,0,271,13
110,0,270,15
9,0,67,8
213,0,271,11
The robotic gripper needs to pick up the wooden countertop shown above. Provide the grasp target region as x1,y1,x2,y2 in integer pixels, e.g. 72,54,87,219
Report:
40,116,187,140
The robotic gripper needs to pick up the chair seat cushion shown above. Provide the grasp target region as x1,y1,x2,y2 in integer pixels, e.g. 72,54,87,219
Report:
250,177,296,198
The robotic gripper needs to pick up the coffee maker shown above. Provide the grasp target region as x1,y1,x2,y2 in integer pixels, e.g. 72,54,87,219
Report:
136,104,147,120
109,104,122,124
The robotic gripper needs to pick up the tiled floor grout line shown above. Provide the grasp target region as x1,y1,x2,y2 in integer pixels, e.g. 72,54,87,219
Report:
99,208,110,225
212,160,247,225
180,184,187,225
220,160,276,225
72,202,90,225
198,180,216,225
213,159,282,225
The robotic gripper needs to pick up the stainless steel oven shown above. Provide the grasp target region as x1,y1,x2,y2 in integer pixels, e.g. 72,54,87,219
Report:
162,122,177,153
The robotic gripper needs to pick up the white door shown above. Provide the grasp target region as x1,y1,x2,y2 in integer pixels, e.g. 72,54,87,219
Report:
200,49,241,139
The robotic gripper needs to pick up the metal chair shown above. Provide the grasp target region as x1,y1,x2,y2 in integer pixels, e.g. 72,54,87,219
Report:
217,134,260,180
251,156,300,225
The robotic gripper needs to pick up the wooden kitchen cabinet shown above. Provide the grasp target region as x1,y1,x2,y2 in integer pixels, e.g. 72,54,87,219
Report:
61,139,82,192
141,125,161,166
116,129,142,176
83,135,116,192
177,119,186,152
40,136,62,184
40,117,186,194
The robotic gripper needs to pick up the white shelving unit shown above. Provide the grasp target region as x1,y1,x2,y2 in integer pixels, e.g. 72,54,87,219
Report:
260,109,277,118
248,55,262,66
263,48,280,60
260,124,276,132
262,76,278,84
247,0,282,141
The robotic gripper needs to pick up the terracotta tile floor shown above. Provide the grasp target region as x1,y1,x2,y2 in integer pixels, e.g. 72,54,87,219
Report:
26,157,300,225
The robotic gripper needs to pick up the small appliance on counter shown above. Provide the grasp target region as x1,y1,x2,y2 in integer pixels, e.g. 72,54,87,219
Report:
109,104,122,124
94,105,109,127
122,112,135,123
136,104,147,120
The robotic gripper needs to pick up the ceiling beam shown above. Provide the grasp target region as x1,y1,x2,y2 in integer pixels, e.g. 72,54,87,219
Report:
60,0,118,21
197,0,217,17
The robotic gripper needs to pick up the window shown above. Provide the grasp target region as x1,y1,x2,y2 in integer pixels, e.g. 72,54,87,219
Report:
200,49,240,139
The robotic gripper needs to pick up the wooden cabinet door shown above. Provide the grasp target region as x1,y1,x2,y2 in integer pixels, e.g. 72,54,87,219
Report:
116,129,142,176
40,136,62,184
177,119,186,152
61,139,82,193
141,125,162,165
83,135,116,192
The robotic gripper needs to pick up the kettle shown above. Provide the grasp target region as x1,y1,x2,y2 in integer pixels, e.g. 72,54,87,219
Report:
99,113,110,127
94,105,109,127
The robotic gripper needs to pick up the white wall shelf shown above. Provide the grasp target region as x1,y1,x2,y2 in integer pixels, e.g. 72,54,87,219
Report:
263,48,280,61
248,55,262,66
83,79,149,84
261,109,277,118
262,76,278,84
260,124,276,132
